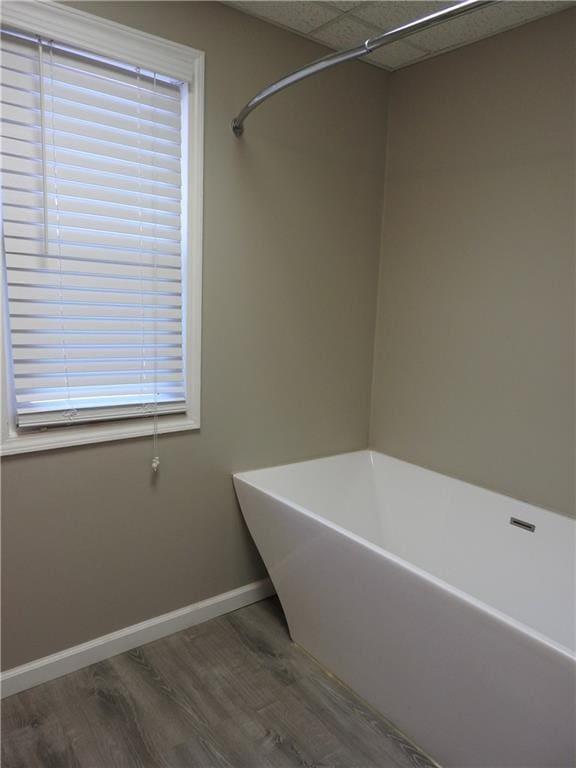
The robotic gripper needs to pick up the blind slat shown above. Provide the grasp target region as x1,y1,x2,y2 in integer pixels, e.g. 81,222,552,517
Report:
2,117,180,157
13,358,184,372
15,359,184,369
2,195,181,225
1,61,181,115
1,148,181,186
6,253,182,280
1,129,181,164
1,86,180,129
5,219,181,245
17,400,186,429
2,101,181,143
5,240,182,264
12,317,182,336
7,295,181,315
4,211,181,240
7,254,181,283
2,170,181,204
12,346,183,360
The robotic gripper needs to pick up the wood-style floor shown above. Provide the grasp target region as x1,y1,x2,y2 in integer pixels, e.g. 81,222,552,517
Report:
1,598,439,768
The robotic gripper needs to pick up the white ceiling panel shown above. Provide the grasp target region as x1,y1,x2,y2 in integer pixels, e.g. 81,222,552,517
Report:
365,39,427,68
329,1,363,9
407,0,574,52
354,1,453,32
225,1,575,71
312,14,380,49
231,1,339,33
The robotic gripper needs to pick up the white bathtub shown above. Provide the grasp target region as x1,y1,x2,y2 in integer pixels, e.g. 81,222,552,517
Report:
233,450,576,768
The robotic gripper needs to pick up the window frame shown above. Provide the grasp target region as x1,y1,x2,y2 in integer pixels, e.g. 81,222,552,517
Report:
0,0,204,455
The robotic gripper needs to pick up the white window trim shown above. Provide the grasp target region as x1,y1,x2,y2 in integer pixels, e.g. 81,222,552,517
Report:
0,1,204,456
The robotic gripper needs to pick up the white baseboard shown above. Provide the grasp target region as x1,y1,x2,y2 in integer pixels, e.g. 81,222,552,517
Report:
1,578,274,699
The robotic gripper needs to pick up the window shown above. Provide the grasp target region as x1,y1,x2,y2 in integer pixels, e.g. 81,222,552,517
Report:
1,2,204,454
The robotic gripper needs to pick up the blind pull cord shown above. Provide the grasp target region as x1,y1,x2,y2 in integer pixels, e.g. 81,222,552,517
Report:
136,68,147,429
41,38,73,416
37,38,50,263
136,68,160,474
135,68,158,473
151,72,160,474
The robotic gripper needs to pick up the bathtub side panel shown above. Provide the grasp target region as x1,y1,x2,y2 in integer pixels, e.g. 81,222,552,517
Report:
234,479,576,768
370,453,576,651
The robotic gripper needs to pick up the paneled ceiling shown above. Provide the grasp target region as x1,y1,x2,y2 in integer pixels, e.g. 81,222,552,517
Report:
225,1,573,70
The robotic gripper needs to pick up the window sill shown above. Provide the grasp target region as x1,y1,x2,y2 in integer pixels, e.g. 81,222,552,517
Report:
1,412,199,456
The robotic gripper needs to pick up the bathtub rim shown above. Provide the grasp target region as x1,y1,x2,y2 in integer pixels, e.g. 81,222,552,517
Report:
236,449,572,524
233,458,576,661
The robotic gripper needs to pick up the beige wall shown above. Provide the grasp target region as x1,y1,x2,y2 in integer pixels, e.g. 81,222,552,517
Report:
370,11,575,518
1,2,389,669
3,3,574,673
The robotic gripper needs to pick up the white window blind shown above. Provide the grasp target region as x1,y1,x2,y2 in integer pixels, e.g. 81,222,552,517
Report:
1,28,188,429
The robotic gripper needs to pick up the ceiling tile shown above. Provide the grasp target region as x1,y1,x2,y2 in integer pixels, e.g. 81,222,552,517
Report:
311,14,380,50
328,1,363,10
366,39,428,69
406,1,574,53
230,1,340,34
354,1,455,32
226,0,575,71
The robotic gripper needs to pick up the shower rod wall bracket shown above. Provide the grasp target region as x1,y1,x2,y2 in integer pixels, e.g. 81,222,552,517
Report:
232,0,496,137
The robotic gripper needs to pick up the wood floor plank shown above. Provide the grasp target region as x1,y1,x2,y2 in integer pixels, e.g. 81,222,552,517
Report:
0,679,82,768
255,686,352,765
59,659,171,768
291,667,436,768
2,598,440,768
168,713,308,768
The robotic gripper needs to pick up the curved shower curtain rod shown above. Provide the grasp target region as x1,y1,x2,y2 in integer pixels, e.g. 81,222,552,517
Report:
232,0,496,137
